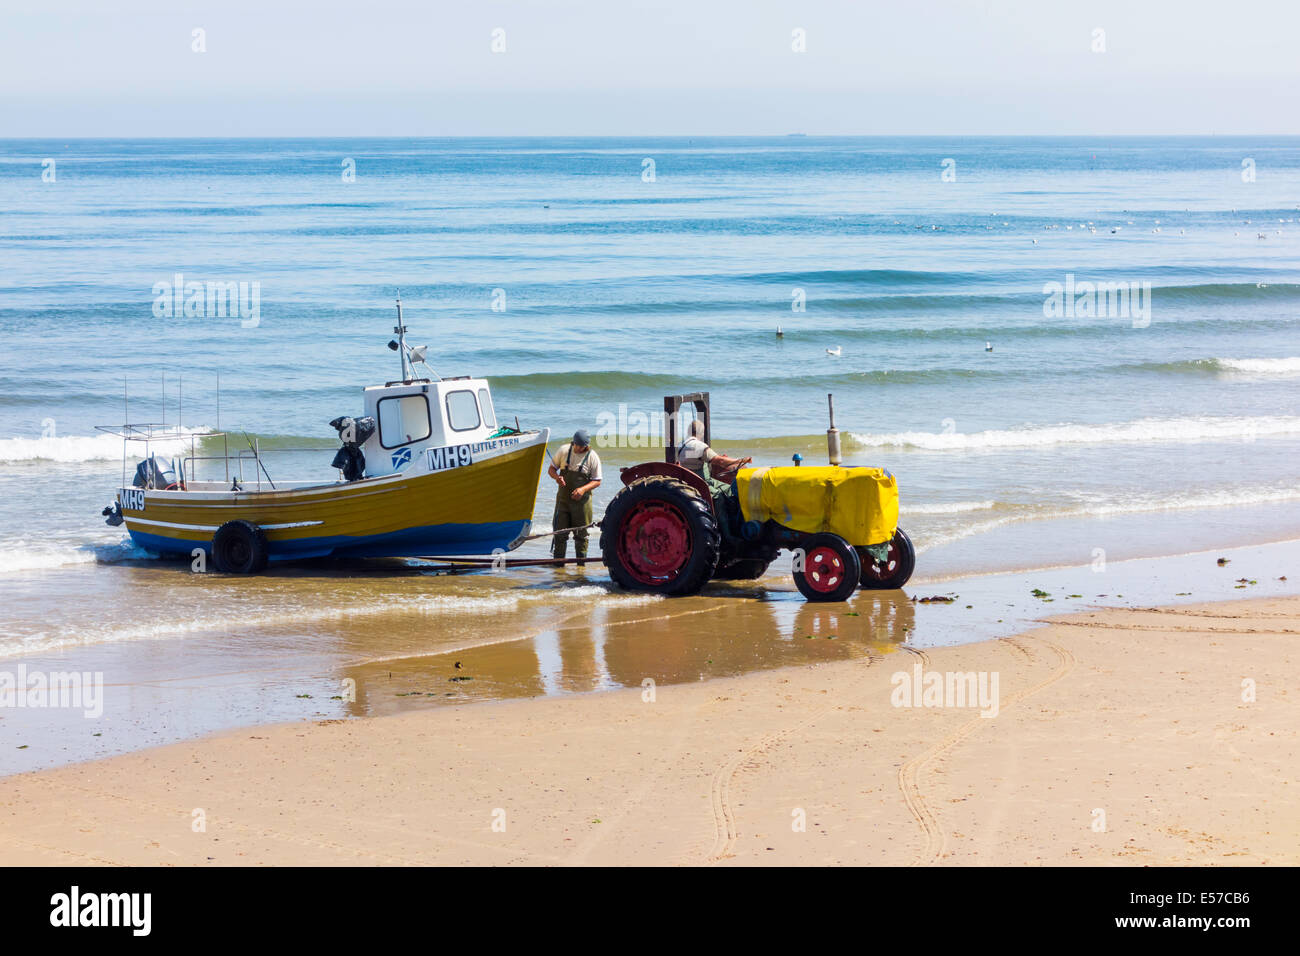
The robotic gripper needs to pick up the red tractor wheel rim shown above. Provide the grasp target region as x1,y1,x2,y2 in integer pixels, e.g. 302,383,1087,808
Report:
618,500,692,585
805,544,847,593
862,539,898,582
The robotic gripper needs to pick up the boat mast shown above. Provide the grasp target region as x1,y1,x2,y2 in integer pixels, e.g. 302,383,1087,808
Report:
394,292,411,381
218,373,227,483
122,378,128,488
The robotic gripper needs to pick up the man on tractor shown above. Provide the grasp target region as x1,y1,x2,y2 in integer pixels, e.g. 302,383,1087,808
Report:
677,419,751,496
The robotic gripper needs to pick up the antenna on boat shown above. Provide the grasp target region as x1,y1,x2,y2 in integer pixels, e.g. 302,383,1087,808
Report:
387,292,439,381
393,291,412,382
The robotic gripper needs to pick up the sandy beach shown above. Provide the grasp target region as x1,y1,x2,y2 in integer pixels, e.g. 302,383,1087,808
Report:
1,593,1294,867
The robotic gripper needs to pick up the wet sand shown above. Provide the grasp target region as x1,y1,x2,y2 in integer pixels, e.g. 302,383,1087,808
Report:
1,538,1296,776
0,590,1296,866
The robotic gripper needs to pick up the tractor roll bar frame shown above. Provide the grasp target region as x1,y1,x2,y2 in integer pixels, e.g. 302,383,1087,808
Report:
664,391,710,465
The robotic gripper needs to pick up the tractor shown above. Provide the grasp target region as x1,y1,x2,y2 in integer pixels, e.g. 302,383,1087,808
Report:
599,393,915,602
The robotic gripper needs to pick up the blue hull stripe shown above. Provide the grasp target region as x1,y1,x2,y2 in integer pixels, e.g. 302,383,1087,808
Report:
129,520,531,561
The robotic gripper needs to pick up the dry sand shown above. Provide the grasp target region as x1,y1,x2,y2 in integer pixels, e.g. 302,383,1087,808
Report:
1,596,1296,866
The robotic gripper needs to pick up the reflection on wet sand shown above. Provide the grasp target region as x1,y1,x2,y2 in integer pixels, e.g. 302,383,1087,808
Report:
341,585,917,717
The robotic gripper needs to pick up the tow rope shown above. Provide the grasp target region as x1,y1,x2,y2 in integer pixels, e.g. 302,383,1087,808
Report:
520,520,601,542
415,521,604,570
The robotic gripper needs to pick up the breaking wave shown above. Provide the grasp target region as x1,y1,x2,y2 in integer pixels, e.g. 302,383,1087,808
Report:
0,427,213,463
1212,357,1300,376
847,416,1300,451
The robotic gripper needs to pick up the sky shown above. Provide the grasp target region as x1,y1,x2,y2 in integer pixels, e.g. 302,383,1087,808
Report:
1,0,1297,136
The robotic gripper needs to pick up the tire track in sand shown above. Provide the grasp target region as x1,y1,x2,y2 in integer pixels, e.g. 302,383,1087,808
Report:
894,645,946,861
706,645,881,863
896,636,1076,865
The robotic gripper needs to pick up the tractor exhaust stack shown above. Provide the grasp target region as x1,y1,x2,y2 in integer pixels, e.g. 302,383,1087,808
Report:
827,393,842,465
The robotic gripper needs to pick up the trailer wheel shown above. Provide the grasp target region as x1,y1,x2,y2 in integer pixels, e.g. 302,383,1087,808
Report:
212,519,269,574
793,533,861,602
600,477,720,596
858,527,915,590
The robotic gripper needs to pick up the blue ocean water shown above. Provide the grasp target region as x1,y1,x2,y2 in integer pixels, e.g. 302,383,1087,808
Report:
1,137,1299,591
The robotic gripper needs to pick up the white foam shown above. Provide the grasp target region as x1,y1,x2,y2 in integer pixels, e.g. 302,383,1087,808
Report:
1215,357,1300,376
1075,484,1300,516
0,546,97,574
0,538,154,575
0,577,661,658
849,416,1300,451
912,484,1300,553
904,500,998,515
914,515,1024,554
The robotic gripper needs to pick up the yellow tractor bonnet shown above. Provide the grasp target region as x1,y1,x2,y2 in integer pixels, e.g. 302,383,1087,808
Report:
735,465,899,547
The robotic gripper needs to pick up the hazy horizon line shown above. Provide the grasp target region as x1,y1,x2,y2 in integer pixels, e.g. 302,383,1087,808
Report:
5,133,1300,141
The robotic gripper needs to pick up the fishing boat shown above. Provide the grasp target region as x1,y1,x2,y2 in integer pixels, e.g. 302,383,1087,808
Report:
97,298,550,572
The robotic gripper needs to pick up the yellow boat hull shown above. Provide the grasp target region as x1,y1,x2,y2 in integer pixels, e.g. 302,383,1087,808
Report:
119,438,547,560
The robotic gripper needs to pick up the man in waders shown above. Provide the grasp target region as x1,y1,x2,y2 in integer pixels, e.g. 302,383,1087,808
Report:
547,429,603,565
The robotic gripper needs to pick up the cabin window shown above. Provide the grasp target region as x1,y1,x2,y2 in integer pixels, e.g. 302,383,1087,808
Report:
378,394,432,449
445,389,481,432
478,388,497,428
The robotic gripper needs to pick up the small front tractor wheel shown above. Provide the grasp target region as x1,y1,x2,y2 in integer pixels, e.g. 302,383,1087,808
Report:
211,519,269,574
858,527,916,590
600,477,720,596
793,533,861,602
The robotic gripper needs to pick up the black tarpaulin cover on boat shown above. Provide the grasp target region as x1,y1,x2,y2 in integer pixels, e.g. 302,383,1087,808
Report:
329,416,376,481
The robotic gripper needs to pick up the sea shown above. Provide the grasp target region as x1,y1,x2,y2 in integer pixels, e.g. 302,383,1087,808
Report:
1,135,1298,667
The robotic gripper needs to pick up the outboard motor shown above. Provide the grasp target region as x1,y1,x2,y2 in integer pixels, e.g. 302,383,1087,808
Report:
133,455,177,490
329,415,376,482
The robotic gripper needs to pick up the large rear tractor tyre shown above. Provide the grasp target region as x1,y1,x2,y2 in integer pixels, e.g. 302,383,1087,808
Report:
211,519,269,574
600,477,720,596
793,533,861,602
858,527,915,590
